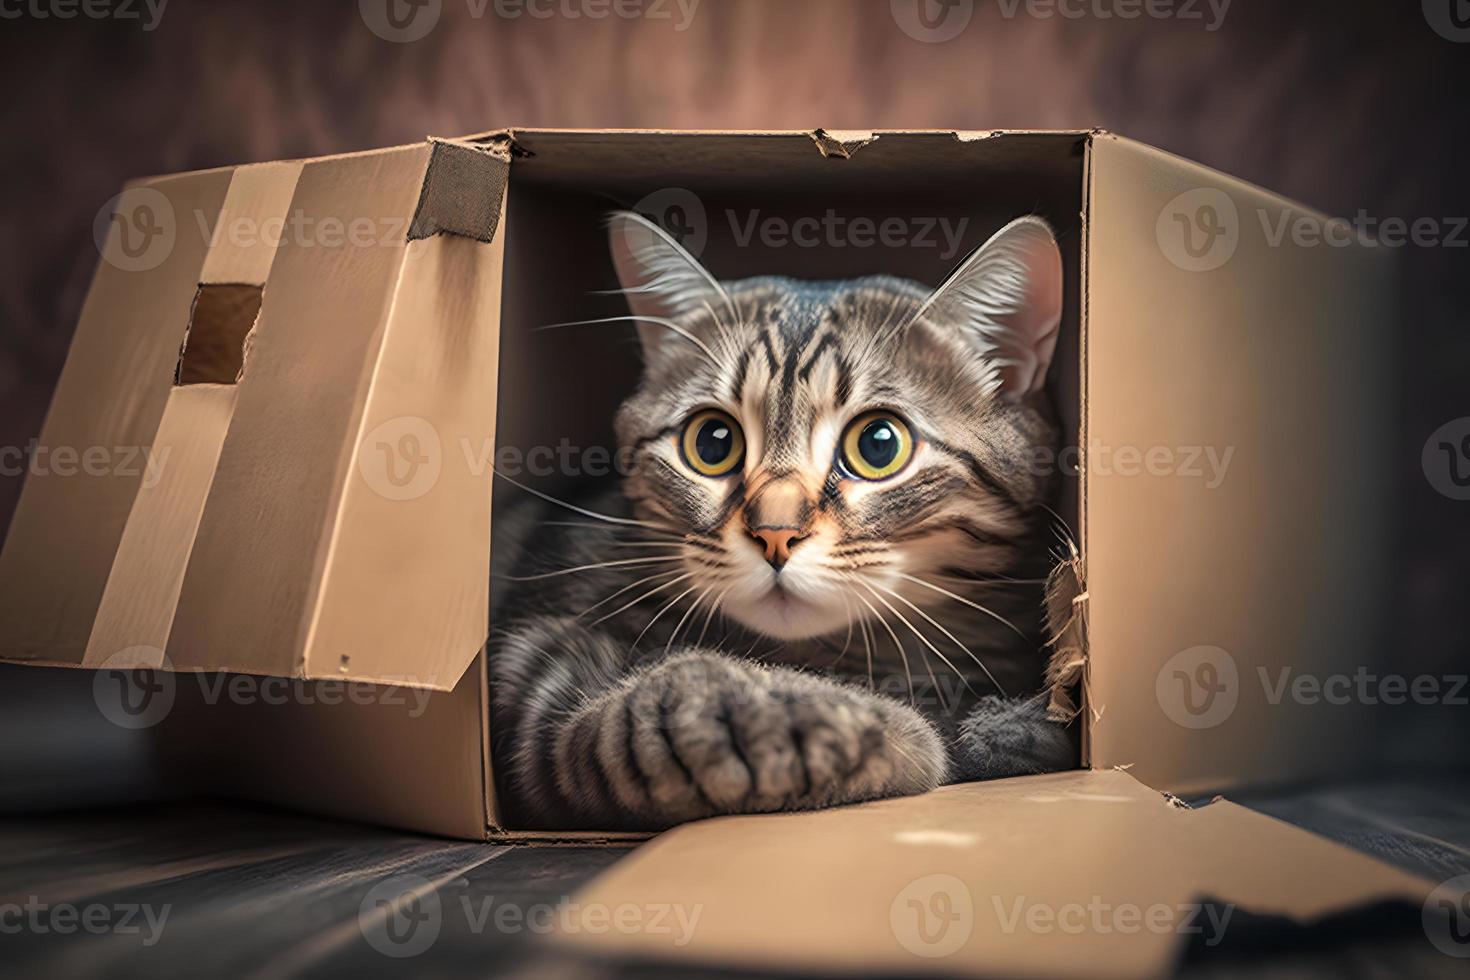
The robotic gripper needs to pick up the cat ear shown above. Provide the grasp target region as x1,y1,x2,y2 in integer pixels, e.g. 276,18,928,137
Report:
606,210,728,366
916,216,1063,401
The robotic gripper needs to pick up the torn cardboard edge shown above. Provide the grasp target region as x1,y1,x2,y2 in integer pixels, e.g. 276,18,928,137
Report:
808,128,879,158
553,769,1438,980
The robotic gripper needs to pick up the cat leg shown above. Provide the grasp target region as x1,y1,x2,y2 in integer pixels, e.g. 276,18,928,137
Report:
491,617,948,830
950,694,1076,782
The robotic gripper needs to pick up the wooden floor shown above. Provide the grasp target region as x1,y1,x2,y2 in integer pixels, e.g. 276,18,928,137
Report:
2,775,1469,979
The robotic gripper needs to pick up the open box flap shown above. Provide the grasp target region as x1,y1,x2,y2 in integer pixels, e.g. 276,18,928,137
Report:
555,769,1434,979
0,139,508,691
1082,135,1396,794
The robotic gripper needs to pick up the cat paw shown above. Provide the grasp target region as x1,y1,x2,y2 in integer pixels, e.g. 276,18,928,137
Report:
589,650,948,826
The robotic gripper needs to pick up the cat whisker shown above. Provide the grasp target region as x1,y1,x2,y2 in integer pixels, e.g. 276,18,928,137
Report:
857,613,877,691
848,589,915,707
497,555,683,582
852,578,965,714
828,594,856,669
866,580,999,699
632,584,699,650
539,520,685,543
665,584,715,655
536,314,720,369
933,573,1048,587
589,572,693,627
495,470,679,533
576,568,685,621
896,572,1030,640
696,585,732,649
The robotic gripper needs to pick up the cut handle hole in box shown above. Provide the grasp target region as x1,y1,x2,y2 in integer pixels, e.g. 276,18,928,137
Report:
176,283,263,386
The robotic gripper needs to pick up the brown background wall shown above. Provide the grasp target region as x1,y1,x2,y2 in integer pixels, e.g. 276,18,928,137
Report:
0,0,1466,802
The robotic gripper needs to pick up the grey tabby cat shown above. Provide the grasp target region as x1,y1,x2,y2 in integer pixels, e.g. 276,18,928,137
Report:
489,211,1073,831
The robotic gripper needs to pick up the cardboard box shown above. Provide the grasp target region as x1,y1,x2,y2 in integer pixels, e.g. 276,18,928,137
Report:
0,130,1431,975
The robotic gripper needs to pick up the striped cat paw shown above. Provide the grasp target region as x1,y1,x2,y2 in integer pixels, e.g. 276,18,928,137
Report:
574,650,948,828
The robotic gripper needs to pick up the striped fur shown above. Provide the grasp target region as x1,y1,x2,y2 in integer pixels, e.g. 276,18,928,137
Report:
489,214,1073,830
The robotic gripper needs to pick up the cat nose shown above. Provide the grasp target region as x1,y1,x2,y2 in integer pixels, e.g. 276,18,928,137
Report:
749,526,806,570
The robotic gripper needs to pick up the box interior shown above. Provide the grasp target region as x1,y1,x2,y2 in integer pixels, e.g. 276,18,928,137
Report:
487,131,1089,832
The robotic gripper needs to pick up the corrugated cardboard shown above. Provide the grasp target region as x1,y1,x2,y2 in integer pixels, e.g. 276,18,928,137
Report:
0,135,1421,970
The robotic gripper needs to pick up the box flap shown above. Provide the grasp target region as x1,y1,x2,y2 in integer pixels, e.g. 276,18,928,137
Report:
556,770,1431,978
0,168,232,666
1082,135,1396,793
0,140,509,690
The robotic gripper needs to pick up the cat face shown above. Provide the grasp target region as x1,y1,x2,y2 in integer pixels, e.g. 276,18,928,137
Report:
608,212,1064,642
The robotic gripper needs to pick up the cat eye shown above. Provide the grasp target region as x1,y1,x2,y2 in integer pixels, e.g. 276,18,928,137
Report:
840,412,914,481
680,409,745,477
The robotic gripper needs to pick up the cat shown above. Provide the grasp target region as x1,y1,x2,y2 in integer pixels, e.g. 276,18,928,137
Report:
488,211,1075,831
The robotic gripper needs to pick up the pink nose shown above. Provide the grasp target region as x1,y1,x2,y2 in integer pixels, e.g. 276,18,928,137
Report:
749,527,805,569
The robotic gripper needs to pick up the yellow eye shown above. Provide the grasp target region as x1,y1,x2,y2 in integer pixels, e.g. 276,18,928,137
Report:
841,412,914,480
680,410,745,477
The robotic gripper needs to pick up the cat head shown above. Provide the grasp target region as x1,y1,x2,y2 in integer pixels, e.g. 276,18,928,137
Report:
607,211,1064,641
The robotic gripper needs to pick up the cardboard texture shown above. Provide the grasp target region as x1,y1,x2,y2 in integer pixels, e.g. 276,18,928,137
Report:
0,133,1422,971
557,769,1431,978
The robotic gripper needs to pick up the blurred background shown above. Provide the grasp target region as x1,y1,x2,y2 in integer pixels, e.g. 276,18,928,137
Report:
0,0,1466,804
